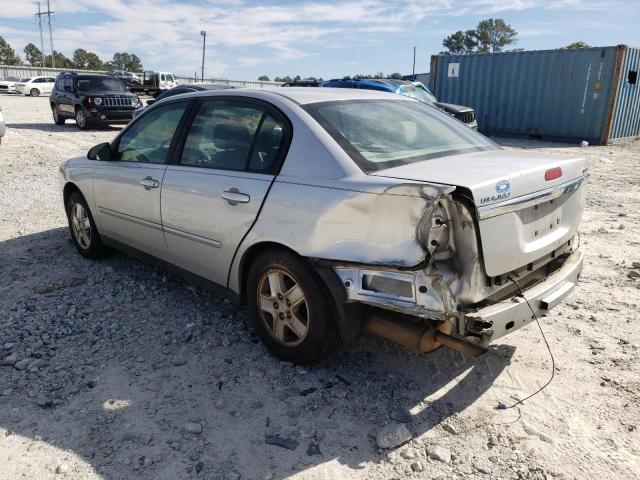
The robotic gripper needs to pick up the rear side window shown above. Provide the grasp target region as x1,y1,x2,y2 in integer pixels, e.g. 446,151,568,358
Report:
180,101,263,171
248,114,285,172
115,102,188,163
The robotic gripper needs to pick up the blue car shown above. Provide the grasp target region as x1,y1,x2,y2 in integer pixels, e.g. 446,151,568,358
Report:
321,78,477,129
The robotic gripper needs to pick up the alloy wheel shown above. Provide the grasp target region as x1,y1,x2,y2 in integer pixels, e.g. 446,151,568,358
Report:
257,268,310,347
76,109,86,128
30,88,40,97
71,202,91,249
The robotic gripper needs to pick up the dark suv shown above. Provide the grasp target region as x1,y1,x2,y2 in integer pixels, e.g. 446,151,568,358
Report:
50,73,140,130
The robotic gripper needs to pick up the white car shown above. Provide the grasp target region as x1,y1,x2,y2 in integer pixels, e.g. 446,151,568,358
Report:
59,88,587,364
0,77,28,94
15,76,56,97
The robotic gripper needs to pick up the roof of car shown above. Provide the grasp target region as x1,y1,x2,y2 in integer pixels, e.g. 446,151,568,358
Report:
260,86,406,105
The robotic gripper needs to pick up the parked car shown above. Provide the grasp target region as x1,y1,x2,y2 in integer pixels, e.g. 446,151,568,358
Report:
15,76,56,96
0,105,5,144
50,72,140,130
111,70,142,87
128,71,177,97
322,78,478,128
281,80,322,87
132,83,234,119
59,88,587,364
0,76,28,94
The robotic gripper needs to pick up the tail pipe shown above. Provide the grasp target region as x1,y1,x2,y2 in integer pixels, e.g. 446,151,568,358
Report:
365,310,486,357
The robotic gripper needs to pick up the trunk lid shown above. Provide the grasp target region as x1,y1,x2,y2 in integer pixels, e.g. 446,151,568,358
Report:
371,150,588,276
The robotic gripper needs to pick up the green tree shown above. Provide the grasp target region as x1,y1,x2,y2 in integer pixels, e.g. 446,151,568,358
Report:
0,36,21,65
257,75,270,81
474,18,517,53
105,52,143,72
24,43,43,66
442,19,517,54
389,72,403,79
44,51,72,68
565,41,590,49
72,49,103,70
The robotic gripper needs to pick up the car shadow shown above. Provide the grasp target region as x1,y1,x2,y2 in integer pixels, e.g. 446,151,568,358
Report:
0,227,516,479
5,123,124,132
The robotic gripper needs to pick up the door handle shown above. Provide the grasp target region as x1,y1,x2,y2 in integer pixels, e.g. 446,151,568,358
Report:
222,188,250,205
140,176,159,190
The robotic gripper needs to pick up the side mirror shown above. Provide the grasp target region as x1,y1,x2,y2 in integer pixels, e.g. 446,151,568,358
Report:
87,142,112,161
146,99,156,106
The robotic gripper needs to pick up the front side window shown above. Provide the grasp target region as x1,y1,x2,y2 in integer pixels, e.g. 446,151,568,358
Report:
305,99,497,173
167,74,175,82
115,102,188,163
181,101,265,171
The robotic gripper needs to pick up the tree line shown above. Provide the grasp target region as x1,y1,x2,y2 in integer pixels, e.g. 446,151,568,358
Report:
442,18,590,54
0,35,143,72
257,72,405,82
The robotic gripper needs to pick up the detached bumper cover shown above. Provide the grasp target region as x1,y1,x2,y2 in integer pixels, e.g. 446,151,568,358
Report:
465,250,583,345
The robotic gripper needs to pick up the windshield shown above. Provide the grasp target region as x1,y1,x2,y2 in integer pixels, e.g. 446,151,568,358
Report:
77,76,126,92
396,84,437,104
166,74,175,82
305,99,497,173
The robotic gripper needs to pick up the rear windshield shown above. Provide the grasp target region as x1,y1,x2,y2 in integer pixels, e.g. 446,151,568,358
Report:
77,76,126,92
304,99,497,172
396,84,437,104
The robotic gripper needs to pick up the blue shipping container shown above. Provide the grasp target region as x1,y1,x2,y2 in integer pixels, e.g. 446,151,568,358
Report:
429,45,640,144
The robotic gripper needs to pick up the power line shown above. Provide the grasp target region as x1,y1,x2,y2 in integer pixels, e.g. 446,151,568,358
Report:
47,0,55,68
34,2,45,68
34,0,55,68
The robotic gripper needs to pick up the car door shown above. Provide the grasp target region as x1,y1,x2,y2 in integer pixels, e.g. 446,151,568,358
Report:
93,100,191,259
44,77,56,93
161,98,290,286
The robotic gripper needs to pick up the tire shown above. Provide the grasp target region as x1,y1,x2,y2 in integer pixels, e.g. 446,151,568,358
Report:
30,88,40,97
52,104,65,125
75,107,90,130
66,191,109,259
246,249,339,364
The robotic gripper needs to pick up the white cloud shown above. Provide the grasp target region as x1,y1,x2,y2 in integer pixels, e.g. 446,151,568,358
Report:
0,0,630,77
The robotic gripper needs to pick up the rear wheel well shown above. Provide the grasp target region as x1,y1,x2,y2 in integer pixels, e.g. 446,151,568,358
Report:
238,242,300,305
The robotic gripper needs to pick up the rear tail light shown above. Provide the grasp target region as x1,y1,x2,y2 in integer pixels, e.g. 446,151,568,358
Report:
545,167,562,181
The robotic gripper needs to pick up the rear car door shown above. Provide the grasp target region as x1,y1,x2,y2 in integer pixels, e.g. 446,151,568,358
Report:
93,101,191,259
161,98,290,286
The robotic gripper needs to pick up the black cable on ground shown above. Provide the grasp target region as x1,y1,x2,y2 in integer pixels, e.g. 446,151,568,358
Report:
496,275,556,410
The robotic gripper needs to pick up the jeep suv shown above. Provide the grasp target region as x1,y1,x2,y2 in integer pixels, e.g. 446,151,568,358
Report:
50,73,140,130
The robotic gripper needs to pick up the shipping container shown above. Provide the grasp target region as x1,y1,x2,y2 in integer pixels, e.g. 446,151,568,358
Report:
429,45,640,144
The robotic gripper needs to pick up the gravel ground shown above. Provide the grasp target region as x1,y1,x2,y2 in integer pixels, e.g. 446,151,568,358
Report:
1,94,639,480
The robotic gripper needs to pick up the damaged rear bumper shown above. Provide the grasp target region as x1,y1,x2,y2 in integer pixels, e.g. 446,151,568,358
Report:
464,250,583,345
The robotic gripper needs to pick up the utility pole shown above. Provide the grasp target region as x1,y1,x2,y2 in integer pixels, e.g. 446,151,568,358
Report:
35,2,46,69
200,30,207,82
46,0,55,69
412,46,416,79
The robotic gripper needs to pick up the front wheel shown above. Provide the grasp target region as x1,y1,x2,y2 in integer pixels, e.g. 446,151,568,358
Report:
66,191,109,259
52,105,65,125
246,250,339,364
30,88,40,97
75,108,90,130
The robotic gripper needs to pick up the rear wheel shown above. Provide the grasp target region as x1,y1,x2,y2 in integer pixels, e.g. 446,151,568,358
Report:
52,104,65,125
30,88,40,97
246,249,339,364
75,107,90,130
66,191,109,259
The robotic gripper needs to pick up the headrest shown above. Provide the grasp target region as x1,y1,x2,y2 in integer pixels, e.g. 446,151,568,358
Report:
213,122,251,150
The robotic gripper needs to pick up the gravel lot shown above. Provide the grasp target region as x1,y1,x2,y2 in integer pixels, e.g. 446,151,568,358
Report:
1,93,639,480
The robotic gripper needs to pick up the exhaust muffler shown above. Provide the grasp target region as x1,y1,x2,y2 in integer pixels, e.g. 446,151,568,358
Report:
365,310,485,357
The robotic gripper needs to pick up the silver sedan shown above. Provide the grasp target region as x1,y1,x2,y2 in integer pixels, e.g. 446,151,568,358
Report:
60,88,586,363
